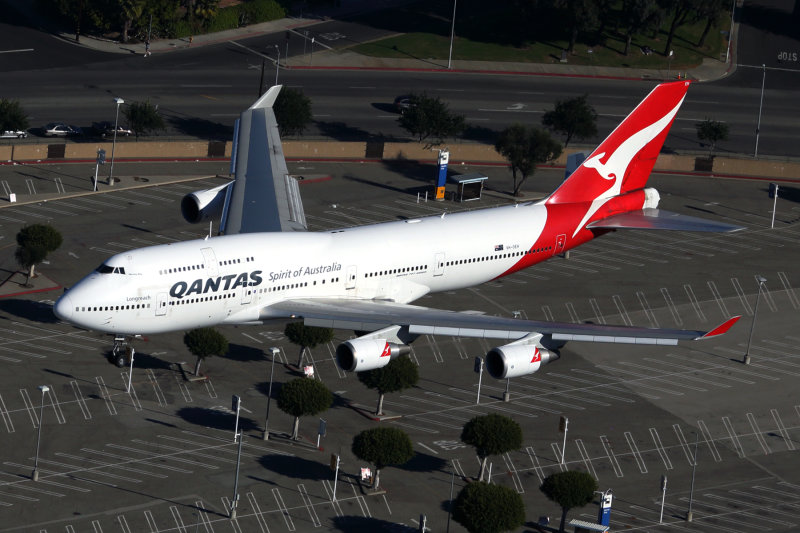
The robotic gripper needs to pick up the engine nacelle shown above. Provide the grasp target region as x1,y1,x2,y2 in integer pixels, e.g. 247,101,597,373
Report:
336,338,410,372
485,343,559,379
180,182,232,224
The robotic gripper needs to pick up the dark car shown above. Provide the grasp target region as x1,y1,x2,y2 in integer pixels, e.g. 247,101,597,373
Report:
92,121,133,138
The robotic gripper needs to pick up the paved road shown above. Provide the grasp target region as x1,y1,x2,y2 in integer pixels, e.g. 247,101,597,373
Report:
0,160,799,531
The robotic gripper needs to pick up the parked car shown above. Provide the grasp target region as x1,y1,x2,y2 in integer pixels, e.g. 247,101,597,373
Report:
92,121,133,138
0,129,28,138
394,95,414,113
44,123,82,137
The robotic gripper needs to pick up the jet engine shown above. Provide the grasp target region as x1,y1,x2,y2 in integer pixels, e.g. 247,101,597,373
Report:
181,182,232,224
485,343,559,379
336,338,411,372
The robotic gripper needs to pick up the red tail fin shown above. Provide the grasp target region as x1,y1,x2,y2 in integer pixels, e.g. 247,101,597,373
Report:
547,81,690,205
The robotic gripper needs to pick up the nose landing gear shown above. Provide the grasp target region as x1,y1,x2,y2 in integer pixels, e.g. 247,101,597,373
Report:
111,335,136,367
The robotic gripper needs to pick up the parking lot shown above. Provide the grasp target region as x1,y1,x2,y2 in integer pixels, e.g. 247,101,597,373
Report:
0,159,799,532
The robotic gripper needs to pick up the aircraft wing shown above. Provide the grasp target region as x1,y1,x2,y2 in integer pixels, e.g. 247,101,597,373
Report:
222,85,307,234
270,298,740,345
587,208,744,233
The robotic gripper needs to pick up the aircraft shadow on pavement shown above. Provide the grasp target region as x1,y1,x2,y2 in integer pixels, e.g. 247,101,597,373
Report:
176,406,258,432
399,451,449,474
331,515,417,532
743,3,800,39
168,116,233,140
125,352,172,370
0,299,59,324
314,120,377,141
225,342,266,362
258,454,332,481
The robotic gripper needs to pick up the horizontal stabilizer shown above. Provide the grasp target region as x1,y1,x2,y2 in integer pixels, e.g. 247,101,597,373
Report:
587,208,745,233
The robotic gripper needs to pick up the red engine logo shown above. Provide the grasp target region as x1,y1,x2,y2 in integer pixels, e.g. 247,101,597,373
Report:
531,347,541,363
381,342,391,357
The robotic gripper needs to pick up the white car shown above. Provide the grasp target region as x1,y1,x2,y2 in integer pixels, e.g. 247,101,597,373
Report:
44,123,82,137
0,129,28,138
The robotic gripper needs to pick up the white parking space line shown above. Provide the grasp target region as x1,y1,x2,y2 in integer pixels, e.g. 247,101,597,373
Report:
502,453,524,493
246,492,270,532
55,452,166,479
649,428,674,471
696,420,723,462
83,447,193,474
612,295,632,325
746,412,771,455
778,271,800,309
660,287,683,326
44,385,67,424
722,416,746,458
610,364,693,394
571,369,661,400
19,388,38,428
144,510,160,532
0,395,14,432
145,370,167,407
272,488,296,530
623,432,648,474
94,376,117,415
599,435,624,477
770,408,795,451
297,483,322,527
574,439,598,480
683,284,707,322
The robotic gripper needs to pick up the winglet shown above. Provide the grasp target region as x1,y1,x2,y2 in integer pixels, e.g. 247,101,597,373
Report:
250,85,282,110
695,316,741,340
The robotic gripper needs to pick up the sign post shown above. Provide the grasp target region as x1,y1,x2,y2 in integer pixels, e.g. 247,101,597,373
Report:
232,395,241,441
559,416,568,465
94,148,106,191
660,475,667,523
317,418,326,448
769,182,779,228
330,453,340,501
474,357,484,404
435,149,449,200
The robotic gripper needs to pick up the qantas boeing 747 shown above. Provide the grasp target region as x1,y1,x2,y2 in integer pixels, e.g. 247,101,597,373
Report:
54,81,742,380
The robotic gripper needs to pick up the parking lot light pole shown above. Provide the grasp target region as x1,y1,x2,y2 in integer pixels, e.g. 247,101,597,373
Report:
744,275,767,365
32,385,50,481
274,44,280,86
109,97,124,185
263,347,278,440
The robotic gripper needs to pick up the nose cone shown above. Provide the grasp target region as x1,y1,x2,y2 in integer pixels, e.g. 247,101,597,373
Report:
54,294,73,322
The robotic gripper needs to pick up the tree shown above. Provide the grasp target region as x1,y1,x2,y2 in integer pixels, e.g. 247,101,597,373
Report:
556,0,599,54
542,94,598,147
452,481,525,533
357,355,419,416
540,470,599,532
695,0,726,47
661,0,696,58
460,414,523,482
351,427,413,489
283,322,335,368
621,0,662,56
276,377,332,440
695,118,729,157
0,99,29,132
398,92,465,147
123,99,165,139
495,124,562,196
15,224,62,286
274,87,312,137
183,327,228,376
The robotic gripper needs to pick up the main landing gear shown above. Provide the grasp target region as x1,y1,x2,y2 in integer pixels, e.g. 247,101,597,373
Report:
111,335,137,367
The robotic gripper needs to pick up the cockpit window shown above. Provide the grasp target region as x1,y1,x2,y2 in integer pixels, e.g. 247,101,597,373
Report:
95,264,126,274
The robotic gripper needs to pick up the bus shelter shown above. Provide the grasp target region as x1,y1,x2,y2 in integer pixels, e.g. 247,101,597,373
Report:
448,172,488,202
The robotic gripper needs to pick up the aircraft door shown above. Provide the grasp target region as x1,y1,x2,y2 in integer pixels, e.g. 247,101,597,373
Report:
346,265,357,290
553,234,566,256
241,285,253,305
156,293,168,316
201,247,218,277
433,252,445,276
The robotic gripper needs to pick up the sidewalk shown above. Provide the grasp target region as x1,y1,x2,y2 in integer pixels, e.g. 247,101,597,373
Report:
4,0,736,83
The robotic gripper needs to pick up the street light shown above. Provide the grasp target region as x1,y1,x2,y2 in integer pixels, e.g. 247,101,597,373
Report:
32,385,50,481
744,275,767,365
262,347,278,440
274,44,280,86
109,97,124,185
755,64,766,159
447,0,458,69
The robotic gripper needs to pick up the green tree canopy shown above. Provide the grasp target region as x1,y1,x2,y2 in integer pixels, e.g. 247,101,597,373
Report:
357,355,419,416
183,327,228,375
542,94,598,147
15,224,62,285
274,87,313,137
398,92,466,147
452,481,525,533
695,118,729,157
123,99,165,139
461,413,523,482
540,470,599,532
351,427,413,489
276,377,333,439
495,124,562,196
284,322,335,367
0,99,29,132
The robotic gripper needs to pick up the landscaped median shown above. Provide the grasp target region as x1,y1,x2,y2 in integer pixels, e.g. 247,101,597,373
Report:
1,140,798,182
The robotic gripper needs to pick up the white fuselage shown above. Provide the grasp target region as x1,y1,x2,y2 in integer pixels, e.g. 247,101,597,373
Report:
55,199,598,335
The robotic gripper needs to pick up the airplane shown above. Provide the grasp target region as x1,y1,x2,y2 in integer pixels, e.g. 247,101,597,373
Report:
54,80,742,380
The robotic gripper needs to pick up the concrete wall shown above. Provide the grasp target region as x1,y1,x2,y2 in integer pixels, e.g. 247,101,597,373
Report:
2,140,799,181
